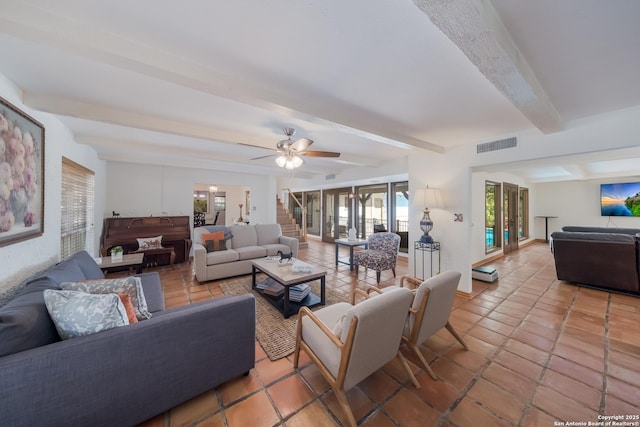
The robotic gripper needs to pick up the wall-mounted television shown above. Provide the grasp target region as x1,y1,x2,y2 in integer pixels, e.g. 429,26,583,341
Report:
600,182,640,217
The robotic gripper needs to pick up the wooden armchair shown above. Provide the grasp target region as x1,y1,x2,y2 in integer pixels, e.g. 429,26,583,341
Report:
293,287,419,427
368,271,468,380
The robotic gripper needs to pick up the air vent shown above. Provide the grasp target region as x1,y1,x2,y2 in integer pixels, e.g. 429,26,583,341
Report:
477,137,517,154
325,174,336,180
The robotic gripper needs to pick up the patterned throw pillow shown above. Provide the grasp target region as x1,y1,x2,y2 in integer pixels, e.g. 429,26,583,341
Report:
43,290,129,340
202,231,228,253
205,238,227,253
137,235,163,250
201,231,225,245
61,277,151,320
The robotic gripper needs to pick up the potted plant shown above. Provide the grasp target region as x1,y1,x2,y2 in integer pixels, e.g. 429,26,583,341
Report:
110,245,124,261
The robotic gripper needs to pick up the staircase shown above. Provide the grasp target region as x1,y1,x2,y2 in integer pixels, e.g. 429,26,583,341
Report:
276,197,308,249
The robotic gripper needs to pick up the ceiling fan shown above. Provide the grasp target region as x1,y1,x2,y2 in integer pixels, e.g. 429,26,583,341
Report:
251,128,340,169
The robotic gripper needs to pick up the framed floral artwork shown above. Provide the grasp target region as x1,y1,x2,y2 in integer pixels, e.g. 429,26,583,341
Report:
0,97,45,247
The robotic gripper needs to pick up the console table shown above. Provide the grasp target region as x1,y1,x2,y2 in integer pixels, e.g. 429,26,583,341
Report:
414,241,440,280
97,253,144,275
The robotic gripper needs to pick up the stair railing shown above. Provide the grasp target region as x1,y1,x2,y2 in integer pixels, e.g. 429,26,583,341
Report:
282,188,307,243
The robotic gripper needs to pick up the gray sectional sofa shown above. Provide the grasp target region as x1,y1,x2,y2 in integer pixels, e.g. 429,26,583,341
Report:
0,251,256,427
193,223,299,282
550,225,640,294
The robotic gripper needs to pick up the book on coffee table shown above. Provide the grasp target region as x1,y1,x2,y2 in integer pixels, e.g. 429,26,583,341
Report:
263,282,285,296
288,284,311,302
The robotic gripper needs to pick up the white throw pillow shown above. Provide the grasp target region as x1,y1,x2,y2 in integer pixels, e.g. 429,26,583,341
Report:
61,277,151,320
43,290,129,340
137,235,163,250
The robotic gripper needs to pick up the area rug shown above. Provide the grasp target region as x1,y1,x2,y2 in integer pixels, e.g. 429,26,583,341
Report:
220,276,348,361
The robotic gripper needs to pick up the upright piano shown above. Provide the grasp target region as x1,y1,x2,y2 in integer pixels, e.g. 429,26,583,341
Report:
101,216,192,264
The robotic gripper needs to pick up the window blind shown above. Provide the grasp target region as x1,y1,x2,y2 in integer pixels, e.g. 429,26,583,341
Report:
60,157,95,259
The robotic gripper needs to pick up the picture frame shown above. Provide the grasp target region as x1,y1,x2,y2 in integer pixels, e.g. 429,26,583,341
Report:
0,97,45,247
245,190,250,215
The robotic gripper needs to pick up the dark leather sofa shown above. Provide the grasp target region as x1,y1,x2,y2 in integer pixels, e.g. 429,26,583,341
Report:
550,226,640,295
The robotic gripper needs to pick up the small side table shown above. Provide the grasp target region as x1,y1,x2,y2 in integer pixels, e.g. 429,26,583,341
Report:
535,216,557,242
414,241,440,280
335,238,368,271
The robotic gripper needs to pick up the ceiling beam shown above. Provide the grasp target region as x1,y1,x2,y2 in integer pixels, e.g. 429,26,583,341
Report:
24,93,258,147
412,0,563,133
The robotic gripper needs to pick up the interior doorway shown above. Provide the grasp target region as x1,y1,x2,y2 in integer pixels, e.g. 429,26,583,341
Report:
503,182,519,254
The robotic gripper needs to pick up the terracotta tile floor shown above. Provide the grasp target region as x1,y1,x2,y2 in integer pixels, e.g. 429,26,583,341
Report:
136,241,640,426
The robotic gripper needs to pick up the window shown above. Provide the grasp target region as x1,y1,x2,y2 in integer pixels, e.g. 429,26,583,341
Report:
60,158,95,259
485,181,501,253
519,187,529,240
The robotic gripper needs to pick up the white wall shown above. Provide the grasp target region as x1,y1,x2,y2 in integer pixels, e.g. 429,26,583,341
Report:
105,161,277,243
0,74,106,288
536,178,640,234
409,145,475,293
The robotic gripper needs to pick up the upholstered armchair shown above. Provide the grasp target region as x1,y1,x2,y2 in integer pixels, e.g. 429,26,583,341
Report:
353,232,401,283
368,271,468,380
294,287,419,427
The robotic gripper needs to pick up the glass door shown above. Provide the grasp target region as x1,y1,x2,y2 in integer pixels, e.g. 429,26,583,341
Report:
322,188,352,242
503,182,519,254
355,184,388,239
305,191,321,236
390,181,409,253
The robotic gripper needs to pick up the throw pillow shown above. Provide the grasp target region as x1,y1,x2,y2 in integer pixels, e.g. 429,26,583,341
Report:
118,293,138,324
43,290,129,340
205,238,227,253
60,277,152,320
201,231,225,245
332,314,346,338
137,235,163,250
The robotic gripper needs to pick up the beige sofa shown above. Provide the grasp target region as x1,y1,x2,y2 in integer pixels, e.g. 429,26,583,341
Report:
193,224,299,282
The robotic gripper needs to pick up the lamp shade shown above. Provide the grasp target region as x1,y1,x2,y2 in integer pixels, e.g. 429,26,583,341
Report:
424,187,443,210
209,185,218,193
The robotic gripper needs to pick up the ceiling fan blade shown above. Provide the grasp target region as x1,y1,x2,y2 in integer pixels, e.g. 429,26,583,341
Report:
290,137,313,152
301,150,341,158
250,153,278,160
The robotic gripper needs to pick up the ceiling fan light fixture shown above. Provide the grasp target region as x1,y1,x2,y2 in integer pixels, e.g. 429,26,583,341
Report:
289,155,303,169
275,155,287,167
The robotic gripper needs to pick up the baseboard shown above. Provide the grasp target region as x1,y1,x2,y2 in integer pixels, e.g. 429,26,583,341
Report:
472,239,543,268
456,290,471,299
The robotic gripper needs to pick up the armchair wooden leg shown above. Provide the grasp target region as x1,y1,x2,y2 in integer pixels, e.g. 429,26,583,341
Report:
334,388,358,427
410,343,438,380
293,314,303,368
376,271,381,283
392,268,396,278
397,352,421,389
445,322,469,350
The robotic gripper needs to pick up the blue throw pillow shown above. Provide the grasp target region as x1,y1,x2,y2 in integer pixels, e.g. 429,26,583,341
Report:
0,279,62,357
68,251,105,280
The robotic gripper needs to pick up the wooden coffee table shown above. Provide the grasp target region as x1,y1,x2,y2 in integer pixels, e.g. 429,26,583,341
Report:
96,253,144,275
251,258,327,318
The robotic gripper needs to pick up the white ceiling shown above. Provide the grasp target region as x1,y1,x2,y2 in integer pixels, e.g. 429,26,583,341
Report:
1,0,639,181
